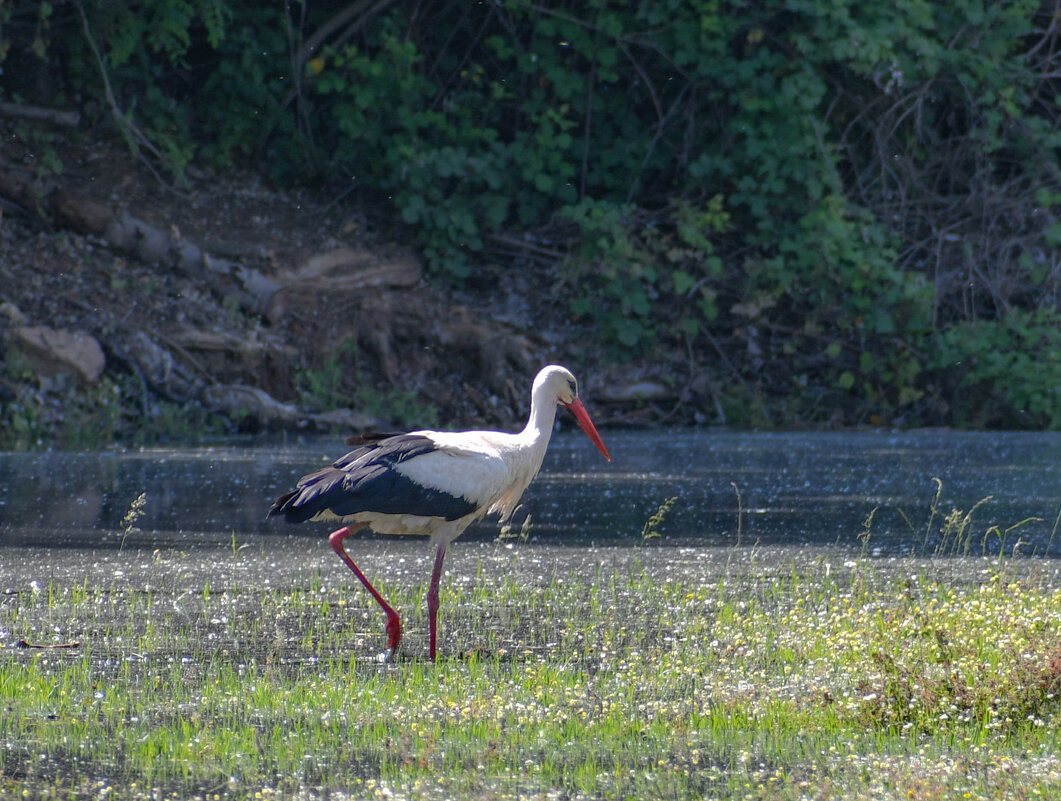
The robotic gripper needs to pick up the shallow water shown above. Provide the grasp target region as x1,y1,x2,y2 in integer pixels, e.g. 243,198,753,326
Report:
1,429,1060,555
5,430,1061,801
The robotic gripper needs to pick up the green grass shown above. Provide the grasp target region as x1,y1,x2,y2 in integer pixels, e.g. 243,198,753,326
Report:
2,538,1061,800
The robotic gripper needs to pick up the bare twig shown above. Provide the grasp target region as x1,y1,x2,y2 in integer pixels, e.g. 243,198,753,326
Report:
74,0,169,186
621,43,689,203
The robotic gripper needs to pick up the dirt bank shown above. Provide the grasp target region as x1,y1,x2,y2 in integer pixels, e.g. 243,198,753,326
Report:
1,125,674,446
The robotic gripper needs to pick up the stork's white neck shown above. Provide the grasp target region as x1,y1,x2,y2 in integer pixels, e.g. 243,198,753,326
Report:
520,385,560,447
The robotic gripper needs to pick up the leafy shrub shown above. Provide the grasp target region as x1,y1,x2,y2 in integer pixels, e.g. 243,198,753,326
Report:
560,195,730,354
934,311,1061,428
5,0,1061,428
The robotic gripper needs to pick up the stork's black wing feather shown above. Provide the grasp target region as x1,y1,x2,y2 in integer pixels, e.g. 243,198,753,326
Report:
268,433,478,524
330,433,434,471
344,431,404,447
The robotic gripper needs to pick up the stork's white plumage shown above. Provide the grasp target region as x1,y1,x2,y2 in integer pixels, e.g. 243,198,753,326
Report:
268,365,610,660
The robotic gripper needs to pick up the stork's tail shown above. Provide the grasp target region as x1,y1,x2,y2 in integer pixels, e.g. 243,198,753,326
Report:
267,489,311,522
267,465,350,523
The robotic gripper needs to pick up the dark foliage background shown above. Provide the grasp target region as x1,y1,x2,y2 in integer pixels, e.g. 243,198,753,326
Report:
3,0,1061,429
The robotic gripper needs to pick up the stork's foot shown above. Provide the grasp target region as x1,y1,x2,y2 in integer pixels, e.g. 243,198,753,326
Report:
382,609,402,663
374,646,398,664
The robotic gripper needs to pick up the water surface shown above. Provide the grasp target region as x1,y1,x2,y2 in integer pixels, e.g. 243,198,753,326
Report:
1,429,1059,555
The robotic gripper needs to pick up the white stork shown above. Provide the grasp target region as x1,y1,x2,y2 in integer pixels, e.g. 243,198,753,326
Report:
268,365,611,661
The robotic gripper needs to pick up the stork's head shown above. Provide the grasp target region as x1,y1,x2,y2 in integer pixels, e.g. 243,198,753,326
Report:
534,365,611,461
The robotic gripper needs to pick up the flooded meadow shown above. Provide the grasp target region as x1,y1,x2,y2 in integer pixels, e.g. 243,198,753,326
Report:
3,430,1061,799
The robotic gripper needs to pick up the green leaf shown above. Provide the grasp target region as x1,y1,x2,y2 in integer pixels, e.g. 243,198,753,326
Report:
672,270,697,295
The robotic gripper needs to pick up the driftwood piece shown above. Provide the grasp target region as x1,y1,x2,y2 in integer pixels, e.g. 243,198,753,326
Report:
171,326,299,380
202,383,381,431
286,247,421,289
265,246,422,322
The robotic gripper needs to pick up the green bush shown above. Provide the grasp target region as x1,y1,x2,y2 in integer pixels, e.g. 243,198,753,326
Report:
935,311,1061,428
4,0,1061,428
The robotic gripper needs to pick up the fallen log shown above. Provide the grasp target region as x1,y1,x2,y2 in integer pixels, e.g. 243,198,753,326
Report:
202,383,382,431
54,195,284,315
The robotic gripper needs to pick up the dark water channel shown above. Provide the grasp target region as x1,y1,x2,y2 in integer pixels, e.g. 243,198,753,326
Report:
2,429,1061,556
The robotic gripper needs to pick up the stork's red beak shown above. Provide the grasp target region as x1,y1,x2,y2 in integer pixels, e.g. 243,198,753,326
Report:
563,398,611,461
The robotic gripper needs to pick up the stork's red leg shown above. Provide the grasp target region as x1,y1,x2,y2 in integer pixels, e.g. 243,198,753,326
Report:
426,542,448,661
329,525,402,661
